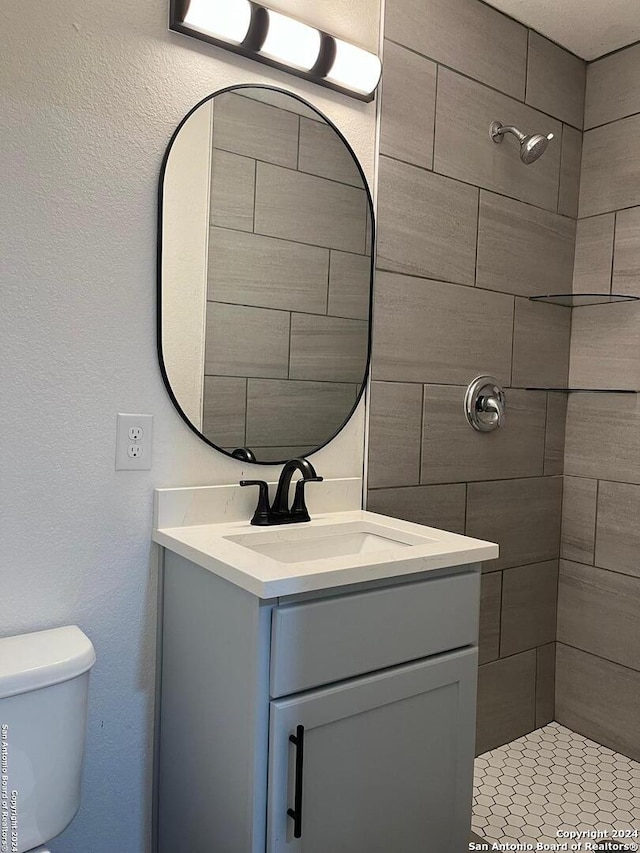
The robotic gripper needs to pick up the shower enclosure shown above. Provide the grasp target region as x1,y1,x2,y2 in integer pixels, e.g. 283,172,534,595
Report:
470,32,640,849
368,0,640,847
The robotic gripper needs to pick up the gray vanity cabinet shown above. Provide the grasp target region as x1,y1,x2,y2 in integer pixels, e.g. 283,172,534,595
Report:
267,649,477,853
156,550,480,853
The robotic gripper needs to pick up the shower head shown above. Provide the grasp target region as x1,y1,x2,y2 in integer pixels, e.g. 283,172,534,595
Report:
490,120,554,164
520,132,554,164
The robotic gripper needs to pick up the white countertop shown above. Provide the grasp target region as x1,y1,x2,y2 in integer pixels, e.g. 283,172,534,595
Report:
153,507,499,599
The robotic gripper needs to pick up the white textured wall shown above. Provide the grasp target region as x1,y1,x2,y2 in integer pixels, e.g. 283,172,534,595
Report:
1,1,380,850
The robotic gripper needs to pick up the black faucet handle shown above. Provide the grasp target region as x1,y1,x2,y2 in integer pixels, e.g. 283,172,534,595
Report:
240,480,272,526
291,476,324,522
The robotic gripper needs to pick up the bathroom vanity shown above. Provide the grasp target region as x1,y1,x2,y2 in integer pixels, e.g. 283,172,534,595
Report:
154,84,498,852
153,481,498,853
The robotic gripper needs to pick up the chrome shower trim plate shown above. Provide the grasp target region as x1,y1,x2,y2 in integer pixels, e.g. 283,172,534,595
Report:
464,375,506,432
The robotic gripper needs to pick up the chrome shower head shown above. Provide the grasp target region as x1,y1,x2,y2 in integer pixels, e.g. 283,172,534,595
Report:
520,132,554,164
490,121,554,164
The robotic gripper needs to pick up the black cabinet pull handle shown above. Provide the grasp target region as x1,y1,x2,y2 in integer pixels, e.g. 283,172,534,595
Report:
287,725,305,839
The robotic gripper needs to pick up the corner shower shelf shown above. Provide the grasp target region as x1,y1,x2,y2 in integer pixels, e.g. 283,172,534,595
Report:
528,293,639,306
524,293,640,392
526,387,639,393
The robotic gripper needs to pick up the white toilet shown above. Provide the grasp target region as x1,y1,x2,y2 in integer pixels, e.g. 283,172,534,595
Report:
0,626,96,853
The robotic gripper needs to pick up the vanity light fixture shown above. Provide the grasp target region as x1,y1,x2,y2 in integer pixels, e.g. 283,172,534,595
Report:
169,0,382,101
182,0,252,45
257,8,321,71
325,38,383,97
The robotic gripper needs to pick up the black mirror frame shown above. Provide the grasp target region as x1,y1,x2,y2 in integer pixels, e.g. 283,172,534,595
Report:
157,84,375,465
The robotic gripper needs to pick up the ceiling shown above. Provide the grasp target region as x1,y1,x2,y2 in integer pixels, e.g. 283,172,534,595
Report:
483,0,640,60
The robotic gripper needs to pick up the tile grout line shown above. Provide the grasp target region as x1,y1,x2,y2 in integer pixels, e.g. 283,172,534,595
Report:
560,554,640,584
206,372,362,388
577,200,640,220
375,258,578,298
585,105,640,133
591,478,600,566
372,474,564,490
431,63,439,172
558,638,640,676
474,187,481,286
325,251,331,315
243,378,249,446
509,295,516,389
213,142,368,191
286,312,292,380
609,210,617,294
379,150,574,220
370,472,567,489
212,220,370,257
417,384,425,486
524,29,531,104
555,124,564,214
497,568,504,660
251,156,258,235
463,481,468,534
384,37,583,133
206,298,368,324
543,391,551,475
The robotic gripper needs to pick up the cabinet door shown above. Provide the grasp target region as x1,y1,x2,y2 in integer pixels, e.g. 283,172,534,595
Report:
267,647,477,853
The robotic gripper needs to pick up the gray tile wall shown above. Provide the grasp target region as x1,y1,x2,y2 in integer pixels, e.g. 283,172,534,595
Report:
557,42,640,760
368,0,586,755
203,93,370,457
555,644,640,763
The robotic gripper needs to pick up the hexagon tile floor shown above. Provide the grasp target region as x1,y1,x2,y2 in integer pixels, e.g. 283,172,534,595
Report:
472,722,640,846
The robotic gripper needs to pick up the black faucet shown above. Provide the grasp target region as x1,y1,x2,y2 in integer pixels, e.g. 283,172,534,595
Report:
231,447,257,463
240,458,323,526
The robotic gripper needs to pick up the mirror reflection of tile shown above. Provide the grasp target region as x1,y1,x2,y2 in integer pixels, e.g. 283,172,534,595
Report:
204,91,371,461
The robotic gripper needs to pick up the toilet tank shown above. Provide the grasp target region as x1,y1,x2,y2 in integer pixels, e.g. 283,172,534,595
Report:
0,626,96,853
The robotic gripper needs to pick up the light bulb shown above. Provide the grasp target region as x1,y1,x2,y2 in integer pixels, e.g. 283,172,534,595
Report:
183,0,252,45
325,39,382,96
259,10,321,71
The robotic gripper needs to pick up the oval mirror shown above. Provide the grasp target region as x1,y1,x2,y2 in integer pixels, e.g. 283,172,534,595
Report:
158,85,374,464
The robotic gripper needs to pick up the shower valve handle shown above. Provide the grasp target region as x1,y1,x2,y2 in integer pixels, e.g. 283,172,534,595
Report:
464,376,506,432
479,393,505,428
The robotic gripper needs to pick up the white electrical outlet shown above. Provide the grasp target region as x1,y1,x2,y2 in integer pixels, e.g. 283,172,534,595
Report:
116,414,153,470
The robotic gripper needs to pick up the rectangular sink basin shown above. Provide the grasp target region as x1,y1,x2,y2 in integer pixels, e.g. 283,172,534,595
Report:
153,507,499,598
225,521,434,563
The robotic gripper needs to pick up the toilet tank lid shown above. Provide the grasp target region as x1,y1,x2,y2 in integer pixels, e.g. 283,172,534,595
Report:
0,626,96,699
